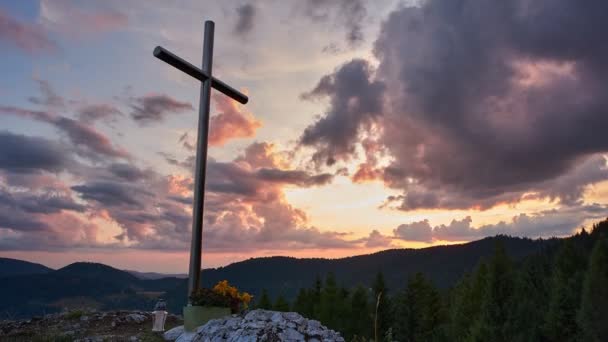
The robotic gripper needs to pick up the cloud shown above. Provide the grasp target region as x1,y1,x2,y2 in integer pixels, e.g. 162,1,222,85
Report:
78,104,123,124
0,131,71,174
394,204,608,243
40,0,127,36
0,187,85,214
234,3,256,37
71,181,153,208
28,79,65,108
129,94,193,124
178,132,195,151
299,59,385,166
256,168,333,187
300,0,367,48
209,95,261,146
302,0,608,210
0,105,129,159
361,229,394,248
0,9,58,54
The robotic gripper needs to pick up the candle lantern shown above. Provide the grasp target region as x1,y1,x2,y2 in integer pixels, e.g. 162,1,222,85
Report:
152,299,168,332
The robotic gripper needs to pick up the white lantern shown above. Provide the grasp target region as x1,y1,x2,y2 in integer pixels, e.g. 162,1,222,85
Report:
152,299,168,332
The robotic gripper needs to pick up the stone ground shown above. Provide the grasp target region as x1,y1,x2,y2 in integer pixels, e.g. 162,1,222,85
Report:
0,310,183,342
164,310,345,342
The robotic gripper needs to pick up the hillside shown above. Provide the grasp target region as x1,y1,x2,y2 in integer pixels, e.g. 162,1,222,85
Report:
0,235,557,319
0,258,53,278
0,262,183,319
126,270,188,280
164,235,557,312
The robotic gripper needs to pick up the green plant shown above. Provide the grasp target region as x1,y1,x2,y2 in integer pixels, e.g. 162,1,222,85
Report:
189,288,230,307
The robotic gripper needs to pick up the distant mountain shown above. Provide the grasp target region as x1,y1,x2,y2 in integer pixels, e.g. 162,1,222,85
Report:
0,258,53,278
0,262,183,319
164,235,558,312
0,235,559,319
126,270,188,280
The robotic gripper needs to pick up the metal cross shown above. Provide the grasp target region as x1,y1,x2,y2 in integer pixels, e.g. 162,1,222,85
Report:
153,20,249,300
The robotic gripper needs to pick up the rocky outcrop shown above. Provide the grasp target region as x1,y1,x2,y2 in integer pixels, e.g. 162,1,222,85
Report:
164,310,345,342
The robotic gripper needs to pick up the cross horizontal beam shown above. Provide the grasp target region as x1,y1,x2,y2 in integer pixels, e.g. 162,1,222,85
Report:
153,46,249,105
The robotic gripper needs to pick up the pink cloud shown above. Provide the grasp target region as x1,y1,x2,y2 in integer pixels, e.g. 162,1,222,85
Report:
0,9,57,54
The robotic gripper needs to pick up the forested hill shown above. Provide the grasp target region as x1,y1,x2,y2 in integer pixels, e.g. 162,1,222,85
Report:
0,258,53,278
164,235,557,311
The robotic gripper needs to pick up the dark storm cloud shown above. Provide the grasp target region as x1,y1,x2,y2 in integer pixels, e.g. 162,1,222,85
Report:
0,131,70,173
299,59,385,166
256,168,333,187
108,163,146,181
0,188,85,214
0,9,58,54
129,94,193,123
71,181,153,207
301,0,366,47
234,3,256,36
303,0,608,210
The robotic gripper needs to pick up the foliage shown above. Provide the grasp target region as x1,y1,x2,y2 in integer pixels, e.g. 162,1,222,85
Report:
276,219,608,342
189,280,252,313
256,289,272,310
577,238,608,341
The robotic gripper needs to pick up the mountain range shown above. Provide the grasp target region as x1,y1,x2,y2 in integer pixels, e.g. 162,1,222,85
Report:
0,235,558,318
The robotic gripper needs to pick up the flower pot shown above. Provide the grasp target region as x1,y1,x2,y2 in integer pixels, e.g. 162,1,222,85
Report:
183,305,231,332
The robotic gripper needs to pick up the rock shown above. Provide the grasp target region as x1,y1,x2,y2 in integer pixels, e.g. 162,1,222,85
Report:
164,326,184,341
126,313,147,324
163,310,344,342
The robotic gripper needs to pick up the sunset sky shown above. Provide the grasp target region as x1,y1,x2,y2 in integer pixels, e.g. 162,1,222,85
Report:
1,0,607,272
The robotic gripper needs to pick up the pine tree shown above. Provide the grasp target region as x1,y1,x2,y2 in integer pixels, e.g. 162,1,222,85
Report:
470,242,515,342
543,240,586,341
372,272,392,341
577,238,608,341
348,285,372,340
319,272,339,329
293,288,314,318
394,272,445,341
257,289,272,310
273,294,290,312
505,254,551,342
312,274,323,320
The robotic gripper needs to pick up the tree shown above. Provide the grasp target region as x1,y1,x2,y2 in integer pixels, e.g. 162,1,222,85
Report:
543,240,586,341
348,285,372,340
293,288,314,318
505,254,551,342
257,289,272,310
470,242,515,342
394,272,445,342
578,238,608,341
319,272,339,329
372,271,392,341
273,294,290,312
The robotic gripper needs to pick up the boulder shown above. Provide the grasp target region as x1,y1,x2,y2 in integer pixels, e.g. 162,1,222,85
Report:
164,310,344,342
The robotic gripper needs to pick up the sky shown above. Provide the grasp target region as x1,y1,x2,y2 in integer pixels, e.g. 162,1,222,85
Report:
1,0,608,273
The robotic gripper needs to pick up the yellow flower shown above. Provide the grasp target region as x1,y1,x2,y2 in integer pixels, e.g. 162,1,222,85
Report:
240,292,252,304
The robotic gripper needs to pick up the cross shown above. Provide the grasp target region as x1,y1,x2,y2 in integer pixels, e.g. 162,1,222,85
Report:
153,20,249,300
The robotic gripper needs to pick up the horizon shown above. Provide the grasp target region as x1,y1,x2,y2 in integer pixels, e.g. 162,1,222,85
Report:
2,232,565,273
1,0,608,273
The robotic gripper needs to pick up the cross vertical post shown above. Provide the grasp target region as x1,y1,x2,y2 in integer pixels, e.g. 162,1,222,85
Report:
153,20,248,305
188,20,214,299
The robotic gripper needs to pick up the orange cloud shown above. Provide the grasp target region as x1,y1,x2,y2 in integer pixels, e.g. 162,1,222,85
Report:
209,95,262,146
